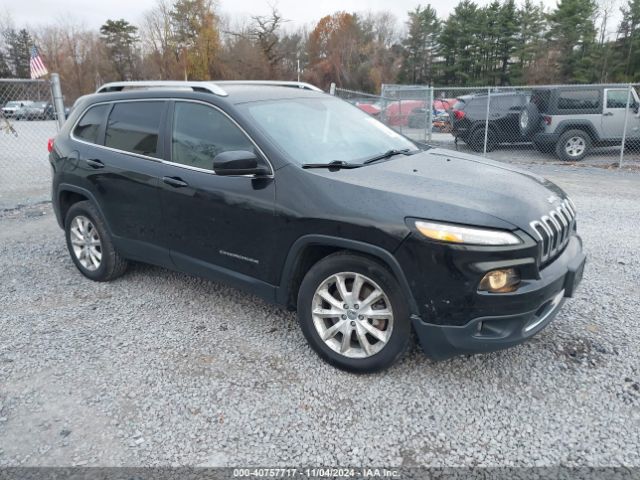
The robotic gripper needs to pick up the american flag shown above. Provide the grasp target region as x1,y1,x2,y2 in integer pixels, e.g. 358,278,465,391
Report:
30,46,48,79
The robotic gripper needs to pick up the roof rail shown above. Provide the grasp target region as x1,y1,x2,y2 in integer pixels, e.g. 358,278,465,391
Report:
215,80,323,92
96,81,228,97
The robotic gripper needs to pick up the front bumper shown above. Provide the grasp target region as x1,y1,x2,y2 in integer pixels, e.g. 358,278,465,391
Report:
411,235,586,360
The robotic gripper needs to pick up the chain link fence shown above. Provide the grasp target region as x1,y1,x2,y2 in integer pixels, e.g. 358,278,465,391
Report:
0,78,64,208
335,83,640,169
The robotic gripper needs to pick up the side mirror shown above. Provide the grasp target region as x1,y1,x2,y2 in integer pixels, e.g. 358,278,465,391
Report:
213,150,269,176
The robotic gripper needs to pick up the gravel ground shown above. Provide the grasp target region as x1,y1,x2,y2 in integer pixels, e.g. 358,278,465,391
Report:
0,164,639,467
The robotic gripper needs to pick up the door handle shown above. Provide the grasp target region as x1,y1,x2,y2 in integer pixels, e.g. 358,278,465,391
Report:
85,158,104,169
162,176,189,188
603,112,614,116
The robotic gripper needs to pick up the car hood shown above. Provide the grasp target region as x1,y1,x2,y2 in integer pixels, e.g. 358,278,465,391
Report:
305,148,568,235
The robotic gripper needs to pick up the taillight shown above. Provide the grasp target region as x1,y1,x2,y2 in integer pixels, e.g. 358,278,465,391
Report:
452,109,465,120
543,115,552,126
47,138,54,153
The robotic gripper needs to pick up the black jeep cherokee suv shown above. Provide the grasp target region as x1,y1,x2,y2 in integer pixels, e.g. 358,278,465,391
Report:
450,91,531,152
50,80,586,372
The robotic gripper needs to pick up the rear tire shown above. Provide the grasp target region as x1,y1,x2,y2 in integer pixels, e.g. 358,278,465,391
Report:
469,128,497,152
296,252,411,373
64,201,128,281
555,129,591,161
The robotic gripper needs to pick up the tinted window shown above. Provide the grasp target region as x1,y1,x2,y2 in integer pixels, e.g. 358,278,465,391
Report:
73,104,108,144
105,102,164,157
171,102,255,171
492,95,525,110
557,90,600,110
606,90,634,109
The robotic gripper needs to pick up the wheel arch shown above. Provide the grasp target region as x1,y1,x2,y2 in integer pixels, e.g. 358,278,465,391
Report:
277,235,419,315
554,121,600,142
56,184,112,233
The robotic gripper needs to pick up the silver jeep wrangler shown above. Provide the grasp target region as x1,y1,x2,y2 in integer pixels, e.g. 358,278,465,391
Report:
519,85,640,161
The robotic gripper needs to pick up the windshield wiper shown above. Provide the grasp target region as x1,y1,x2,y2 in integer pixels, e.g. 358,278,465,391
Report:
302,160,363,170
362,148,417,165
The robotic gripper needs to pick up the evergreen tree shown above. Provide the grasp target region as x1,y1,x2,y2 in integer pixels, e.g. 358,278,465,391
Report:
438,0,479,85
0,51,11,77
399,5,440,85
547,0,598,82
6,29,32,78
170,0,220,80
513,0,546,83
617,0,640,80
496,0,519,84
100,19,139,81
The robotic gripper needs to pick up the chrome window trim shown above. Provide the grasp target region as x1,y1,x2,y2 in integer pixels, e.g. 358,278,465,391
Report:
69,98,275,178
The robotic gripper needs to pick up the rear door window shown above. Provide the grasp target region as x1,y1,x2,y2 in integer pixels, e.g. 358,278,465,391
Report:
557,90,600,110
105,101,165,158
73,104,109,144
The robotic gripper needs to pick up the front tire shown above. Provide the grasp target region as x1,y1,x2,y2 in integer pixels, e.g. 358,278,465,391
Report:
64,201,128,281
297,252,411,373
556,129,591,161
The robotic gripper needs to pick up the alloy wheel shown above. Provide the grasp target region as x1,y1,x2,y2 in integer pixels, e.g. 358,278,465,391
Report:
311,272,394,359
69,215,102,271
564,136,586,158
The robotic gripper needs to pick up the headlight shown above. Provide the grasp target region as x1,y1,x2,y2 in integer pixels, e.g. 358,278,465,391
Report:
415,220,521,246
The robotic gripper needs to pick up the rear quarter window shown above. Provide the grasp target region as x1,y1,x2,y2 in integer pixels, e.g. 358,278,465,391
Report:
73,104,109,144
557,90,600,110
492,95,524,110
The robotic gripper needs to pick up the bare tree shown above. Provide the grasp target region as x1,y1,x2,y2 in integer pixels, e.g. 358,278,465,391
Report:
140,0,178,79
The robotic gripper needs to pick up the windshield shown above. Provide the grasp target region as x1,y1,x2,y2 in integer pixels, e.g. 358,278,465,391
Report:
239,97,417,165
5,102,20,108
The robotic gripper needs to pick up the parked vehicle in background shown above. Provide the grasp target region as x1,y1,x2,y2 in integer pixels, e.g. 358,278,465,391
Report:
356,102,381,117
50,80,585,373
434,98,455,111
14,101,54,120
384,100,426,127
520,85,640,161
2,100,33,118
407,99,456,129
449,91,531,152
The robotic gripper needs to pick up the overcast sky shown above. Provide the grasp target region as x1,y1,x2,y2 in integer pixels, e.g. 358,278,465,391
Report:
4,0,563,33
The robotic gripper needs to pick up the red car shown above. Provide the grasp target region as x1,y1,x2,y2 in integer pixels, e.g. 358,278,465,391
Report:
434,98,456,112
383,100,426,127
356,102,382,117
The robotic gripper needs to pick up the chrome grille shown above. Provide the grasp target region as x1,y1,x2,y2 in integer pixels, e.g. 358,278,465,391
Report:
530,198,576,264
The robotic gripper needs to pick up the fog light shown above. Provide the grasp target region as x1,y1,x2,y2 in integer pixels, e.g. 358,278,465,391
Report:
479,268,520,293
